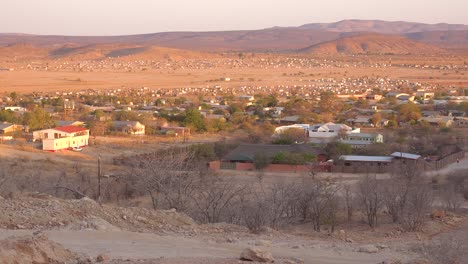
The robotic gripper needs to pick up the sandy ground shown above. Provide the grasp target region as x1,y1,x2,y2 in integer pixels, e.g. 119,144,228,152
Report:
0,229,412,264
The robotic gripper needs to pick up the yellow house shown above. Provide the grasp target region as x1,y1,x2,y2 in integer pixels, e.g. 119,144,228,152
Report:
33,126,89,152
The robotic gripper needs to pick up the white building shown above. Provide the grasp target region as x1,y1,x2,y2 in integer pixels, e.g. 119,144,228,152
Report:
309,123,360,143
33,126,89,151
112,121,145,135
274,123,361,144
341,133,384,149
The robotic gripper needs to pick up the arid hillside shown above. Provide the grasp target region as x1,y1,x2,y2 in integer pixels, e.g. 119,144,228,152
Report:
298,19,468,34
0,43,221,61
300,34,447,55
0,43,50,60
405,30,468,48
0,29,342,52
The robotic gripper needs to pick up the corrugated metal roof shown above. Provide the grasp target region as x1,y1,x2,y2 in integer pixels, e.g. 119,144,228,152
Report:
0,122,14,130
341,140,373,145
390,152,421,160
339,155,393,162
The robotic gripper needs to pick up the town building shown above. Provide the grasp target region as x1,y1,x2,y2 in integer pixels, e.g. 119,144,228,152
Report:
419,116,454,127
0,122,23,135
341,133,384,148
32,126,89,152
308,123,360,143
111,121,145,135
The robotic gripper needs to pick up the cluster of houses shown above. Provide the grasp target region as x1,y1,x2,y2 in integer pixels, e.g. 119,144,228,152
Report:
274,122,383,148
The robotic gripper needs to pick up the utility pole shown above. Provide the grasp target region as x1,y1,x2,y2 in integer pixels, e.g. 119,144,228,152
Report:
97,154,102,204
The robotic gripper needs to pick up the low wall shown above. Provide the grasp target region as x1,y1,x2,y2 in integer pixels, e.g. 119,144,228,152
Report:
211,162,331,173
236,163,255,170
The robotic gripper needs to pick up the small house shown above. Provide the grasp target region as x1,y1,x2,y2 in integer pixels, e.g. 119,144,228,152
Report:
0,122,23,135
111,121,145,135
33,126,89,151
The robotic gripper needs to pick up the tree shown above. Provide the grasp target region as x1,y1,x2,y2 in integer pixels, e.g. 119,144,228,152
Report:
441,182,463,212
206,118,231,133
8,92,18,103
183,108,206,132
272,128,307,145
88,120,111,137
256,94,278,107
318,91,341,114
400,184,432,231
0,110,21,124
397,103,421,123
298,178,340,232
370,112,382,127
125,147,202,211
189,144,216,162
253,152,271,170
324,141,352,160
23,107,55,131
355,98,369,108
192,176,247,223
343,184,355,222
241,182,299,232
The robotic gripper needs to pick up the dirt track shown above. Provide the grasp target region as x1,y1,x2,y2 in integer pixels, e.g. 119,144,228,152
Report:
0,229,412,264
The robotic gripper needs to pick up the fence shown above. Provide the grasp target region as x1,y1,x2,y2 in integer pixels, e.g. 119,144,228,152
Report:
433,151,465,170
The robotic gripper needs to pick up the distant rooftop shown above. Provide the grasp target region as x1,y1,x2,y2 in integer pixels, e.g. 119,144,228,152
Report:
54,125,88,134
390,152,421,160
339,155,393,162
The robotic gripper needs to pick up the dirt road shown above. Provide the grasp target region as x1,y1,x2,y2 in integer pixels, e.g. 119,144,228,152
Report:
424,152,468,177
0,229,412,264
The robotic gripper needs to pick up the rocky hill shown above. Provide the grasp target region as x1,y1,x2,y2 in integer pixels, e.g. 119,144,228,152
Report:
0,43,219,61
298,19,468,34
300,33,447,55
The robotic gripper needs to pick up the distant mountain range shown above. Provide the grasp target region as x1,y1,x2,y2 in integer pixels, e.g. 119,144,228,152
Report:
0,20,467,57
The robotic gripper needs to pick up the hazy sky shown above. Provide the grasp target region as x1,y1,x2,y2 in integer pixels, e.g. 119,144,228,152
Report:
1,0,467,36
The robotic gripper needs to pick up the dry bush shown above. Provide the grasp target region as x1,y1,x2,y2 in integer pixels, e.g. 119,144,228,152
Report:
440,183,464,212
357,174,383,228
400,185,433,232
241,182,300,232
343,184,356,222
381,165,434,231
124,147,204,210
419,232,468,264
191,176,247,224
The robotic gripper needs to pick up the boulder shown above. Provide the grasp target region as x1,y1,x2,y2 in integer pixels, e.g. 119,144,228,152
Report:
85,218,120,231
431,209,446,219
96,254,110,262
226,237,238,243
358,244,379,253
376,244,388,250
240,247,274,262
